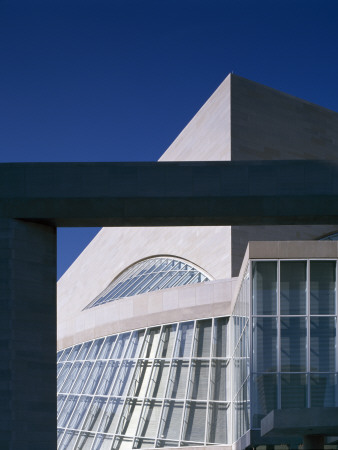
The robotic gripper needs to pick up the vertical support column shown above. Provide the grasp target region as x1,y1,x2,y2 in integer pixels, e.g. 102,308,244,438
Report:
0,218,56,450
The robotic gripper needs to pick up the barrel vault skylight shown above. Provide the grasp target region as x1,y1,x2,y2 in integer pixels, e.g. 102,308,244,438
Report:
85,257,212,309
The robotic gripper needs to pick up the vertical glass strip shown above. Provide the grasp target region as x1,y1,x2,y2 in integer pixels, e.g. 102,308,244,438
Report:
252,317,277,373
310,317,336,372
280,317,307,372
157,324,177,358
252,261,277,315
82,396,108,432
213,317,229,358
182,401,207,442
310,261,336,315
174,322,194,358
193,319,212,357
280,261,307,315
158,401,184,441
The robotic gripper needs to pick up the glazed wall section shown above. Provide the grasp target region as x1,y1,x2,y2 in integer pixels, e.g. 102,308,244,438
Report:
57,317,231,449
251,259,338,432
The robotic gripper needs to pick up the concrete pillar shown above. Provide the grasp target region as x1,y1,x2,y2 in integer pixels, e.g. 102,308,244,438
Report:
0,219,56,449
303,434,324,450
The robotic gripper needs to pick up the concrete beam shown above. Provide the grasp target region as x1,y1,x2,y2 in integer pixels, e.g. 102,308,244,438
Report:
1,160,338,226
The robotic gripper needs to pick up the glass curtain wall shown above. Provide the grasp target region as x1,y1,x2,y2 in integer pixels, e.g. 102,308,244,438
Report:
251,259,337,431
57,317,230,449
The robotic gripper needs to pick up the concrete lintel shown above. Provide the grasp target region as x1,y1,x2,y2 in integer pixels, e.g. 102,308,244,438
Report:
261,407,338,437
1,160,338,226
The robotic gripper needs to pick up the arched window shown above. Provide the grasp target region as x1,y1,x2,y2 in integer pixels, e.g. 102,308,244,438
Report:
85,256,212,309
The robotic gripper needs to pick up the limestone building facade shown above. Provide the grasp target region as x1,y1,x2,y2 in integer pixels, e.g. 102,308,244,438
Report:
56,75,338,449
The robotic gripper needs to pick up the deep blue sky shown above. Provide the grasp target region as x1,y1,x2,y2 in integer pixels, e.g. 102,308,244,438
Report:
1,0,338,278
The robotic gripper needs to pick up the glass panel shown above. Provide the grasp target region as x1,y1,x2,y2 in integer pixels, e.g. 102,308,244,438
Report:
57,428,64,444
182,401,206,442
158,401,183,440
207,402,229,444
148,360,170,398
59,430,79,449
98,335,116,359
96,360,120,395
310,317,336,372
111,333,130,359
112,361,135,396
311,374,336,407
174,322,194,357
137,400,162,438
83,360,106,394
141,327,160,359
125,329,145,359
281,374,307,409
76,341,92,360
167,360,189,399
281,317,307,372
68,344,82,361
87,338,104,360
157,324,177,358
70,361,94,394
60,362,82,392
98,398,123,434
252,374,277,428
310,261,336,314
82,396,108,432
68,395,92,429
57,363,64,377
213,317,229,358
253,317,277,372
188,360,209,400
210,359,228,401
57,394,67,417
193,319,212,357
280,261,307,315
252,261,277,315
59,347,72,362
57,362,72,392
74,432,95,450
117,399,142,436
58,395,79,428
128,360,152,398
92,434,114,450
113,436,133,450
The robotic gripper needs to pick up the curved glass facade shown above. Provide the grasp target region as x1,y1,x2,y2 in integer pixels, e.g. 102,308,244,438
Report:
57,317,230,449
85,257,211,309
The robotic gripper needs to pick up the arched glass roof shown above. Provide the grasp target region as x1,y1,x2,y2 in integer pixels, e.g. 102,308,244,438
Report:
85,256,211,309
